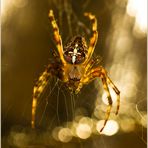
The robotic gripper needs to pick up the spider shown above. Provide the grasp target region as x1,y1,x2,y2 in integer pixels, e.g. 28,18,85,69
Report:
31,9,120,132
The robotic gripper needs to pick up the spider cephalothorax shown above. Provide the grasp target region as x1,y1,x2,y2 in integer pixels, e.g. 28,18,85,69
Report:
31,10,120,132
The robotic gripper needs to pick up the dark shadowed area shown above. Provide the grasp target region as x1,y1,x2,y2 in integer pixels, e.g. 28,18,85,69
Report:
2,0,147,148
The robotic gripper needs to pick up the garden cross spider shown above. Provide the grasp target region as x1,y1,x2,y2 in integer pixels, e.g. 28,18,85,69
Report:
31,9,120,132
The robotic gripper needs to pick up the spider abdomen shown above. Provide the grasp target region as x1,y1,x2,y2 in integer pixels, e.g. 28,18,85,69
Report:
64,36,87,64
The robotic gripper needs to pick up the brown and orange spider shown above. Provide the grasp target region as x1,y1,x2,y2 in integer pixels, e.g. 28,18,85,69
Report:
31,9,120,132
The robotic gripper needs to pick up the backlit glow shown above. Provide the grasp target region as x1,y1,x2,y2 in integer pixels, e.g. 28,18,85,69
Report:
120,118,135,132
79,117,93,128
58,128,72,143
52,127,62,141
1,0,9,16
1,0,28,23
96,120,119,136
127,0,147,33
76,123,92,139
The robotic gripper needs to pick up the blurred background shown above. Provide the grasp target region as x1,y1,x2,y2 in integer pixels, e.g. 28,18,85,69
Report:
2,0,147,147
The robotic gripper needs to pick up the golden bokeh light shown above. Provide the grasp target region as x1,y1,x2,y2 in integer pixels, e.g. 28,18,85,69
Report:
11,132,29,147
1,0,28,24
69,122,78,137
76,123,92,139
127,0,147,34
1,0,10,17
58,128,73,143
79,117,94,128
52,127,63,141
96,120,119,136
120,118,135,133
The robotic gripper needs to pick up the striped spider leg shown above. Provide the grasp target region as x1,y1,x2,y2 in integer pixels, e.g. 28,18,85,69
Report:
77,66,120,132
31,58,64,128
76,12,120,132
83,12,98,65
31,65,51,128
31,10,67,128
48,10,67,67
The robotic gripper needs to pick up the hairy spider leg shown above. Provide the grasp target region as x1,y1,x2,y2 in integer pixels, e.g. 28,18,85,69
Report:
31,66,51,128
86,67,120,115
84,57,101,75
83,12,98,65
75,59,96,94
107,77,120,115
89,67,113,132
49,10,67,66
76,66,120,132
100,76,112,132
89,67,120,131
75,58,101,93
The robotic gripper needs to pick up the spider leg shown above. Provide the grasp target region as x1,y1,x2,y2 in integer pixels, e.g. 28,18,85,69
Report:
77,66,120,132
100,76,112,132
83,12,98,65
48,10,66,66
31,65,51,128
75,58,100,93
90,67,113,132
107,77,120,115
